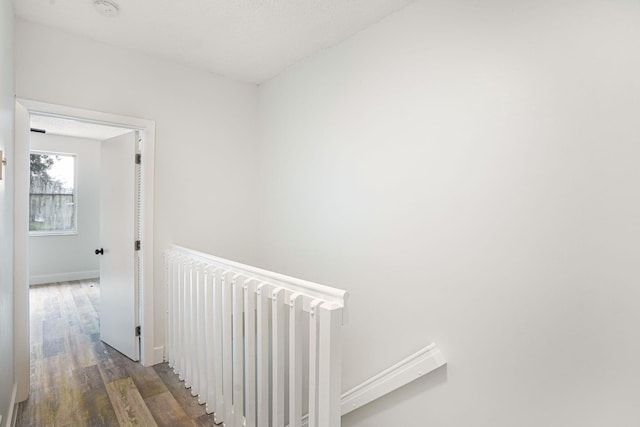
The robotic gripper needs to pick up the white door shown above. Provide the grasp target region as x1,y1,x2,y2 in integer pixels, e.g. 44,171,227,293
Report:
99,131,139,361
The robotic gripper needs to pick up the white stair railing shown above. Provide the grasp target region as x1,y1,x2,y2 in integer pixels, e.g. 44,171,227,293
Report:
165,244,349,427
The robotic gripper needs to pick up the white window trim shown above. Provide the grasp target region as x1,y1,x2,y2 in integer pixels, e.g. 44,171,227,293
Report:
28,150,79,236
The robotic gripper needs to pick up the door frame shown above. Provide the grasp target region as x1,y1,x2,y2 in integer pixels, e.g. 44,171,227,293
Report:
14,98,156,401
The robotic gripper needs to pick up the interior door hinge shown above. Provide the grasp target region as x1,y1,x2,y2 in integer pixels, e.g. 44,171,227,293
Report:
135,325,141,336
135,240,141,251
135,153,141,164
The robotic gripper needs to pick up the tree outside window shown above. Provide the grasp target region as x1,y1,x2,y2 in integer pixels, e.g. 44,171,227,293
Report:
29,152,77,234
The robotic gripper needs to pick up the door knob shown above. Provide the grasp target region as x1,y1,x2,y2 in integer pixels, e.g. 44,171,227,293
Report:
95,248,104,255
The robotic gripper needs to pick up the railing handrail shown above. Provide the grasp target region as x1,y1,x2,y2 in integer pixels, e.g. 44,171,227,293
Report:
168,244,350,323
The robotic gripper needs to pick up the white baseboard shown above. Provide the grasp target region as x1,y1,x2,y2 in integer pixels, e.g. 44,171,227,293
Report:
29,270,99,285
153,346,165,365
3,382,17,427
341,343,446,416
299,343,446,426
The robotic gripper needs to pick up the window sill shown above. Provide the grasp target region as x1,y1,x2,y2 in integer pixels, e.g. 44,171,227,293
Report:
29,231,78,237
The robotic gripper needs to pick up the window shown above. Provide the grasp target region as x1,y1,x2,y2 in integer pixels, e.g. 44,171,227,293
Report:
29,151,77,234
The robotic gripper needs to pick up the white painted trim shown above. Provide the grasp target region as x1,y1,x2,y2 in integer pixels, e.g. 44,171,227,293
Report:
299,343,446,427
17,99,153,131
138,121,155,367
153,346,164,365
14,101,30,402
14,99,157,403
29,270,99,286
340,343,446,416
3,383,17,427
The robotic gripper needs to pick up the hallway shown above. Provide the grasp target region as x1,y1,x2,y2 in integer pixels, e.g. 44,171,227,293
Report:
16,280,216,427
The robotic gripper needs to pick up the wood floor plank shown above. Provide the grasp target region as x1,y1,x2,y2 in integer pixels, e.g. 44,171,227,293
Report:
191,412,219,427
71,284,90,307
96,344,130,384
42,294,61,321
38,354,67,394
129,366,169,399
153,364,209,420
67,328,99,369
144,391,193,427
74,365,119,426
35,364,82,426
42,336,65,358
105,377,158,427
17,280,217,427
152,363,183,389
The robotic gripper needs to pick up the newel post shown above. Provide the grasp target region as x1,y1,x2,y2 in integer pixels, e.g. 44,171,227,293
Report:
310,302,343,427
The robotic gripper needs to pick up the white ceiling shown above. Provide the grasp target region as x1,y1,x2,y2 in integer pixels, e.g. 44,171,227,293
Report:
31,114,133,140
14,0,416,83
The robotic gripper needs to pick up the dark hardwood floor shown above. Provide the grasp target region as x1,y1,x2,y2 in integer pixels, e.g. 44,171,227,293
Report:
16,279,216,427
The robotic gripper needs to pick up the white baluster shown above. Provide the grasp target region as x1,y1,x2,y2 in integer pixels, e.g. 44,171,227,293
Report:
256,283,270,425
188,261,197,393
213,269,225,424
179,256,188,381
223,272,235,425
171,253,178,368
191,262,200,396
196,262,207,403
204,266,217,414
165,252,173,367
174,255,180,374
233,275,246,426
244,280,257,427
289,293,304,427
308,299,322,427
272,287,285,427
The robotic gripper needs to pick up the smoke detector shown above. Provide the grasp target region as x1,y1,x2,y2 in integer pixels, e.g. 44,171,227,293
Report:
94,0,119,17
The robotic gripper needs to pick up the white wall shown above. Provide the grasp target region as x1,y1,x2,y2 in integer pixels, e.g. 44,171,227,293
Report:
15,2,640,424
15,19,259,359
29,132,101,285
257,0,640,425
0,0,14,422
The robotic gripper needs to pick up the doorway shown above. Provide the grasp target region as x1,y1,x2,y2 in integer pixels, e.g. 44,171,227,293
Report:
14,99,156,402
28,118,141,361
27,117,131,284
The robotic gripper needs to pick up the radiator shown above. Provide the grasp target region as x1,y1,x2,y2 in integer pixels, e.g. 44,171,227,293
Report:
165,245,349,427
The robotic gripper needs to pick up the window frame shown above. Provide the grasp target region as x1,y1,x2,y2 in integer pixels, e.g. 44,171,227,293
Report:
28,150,79,237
